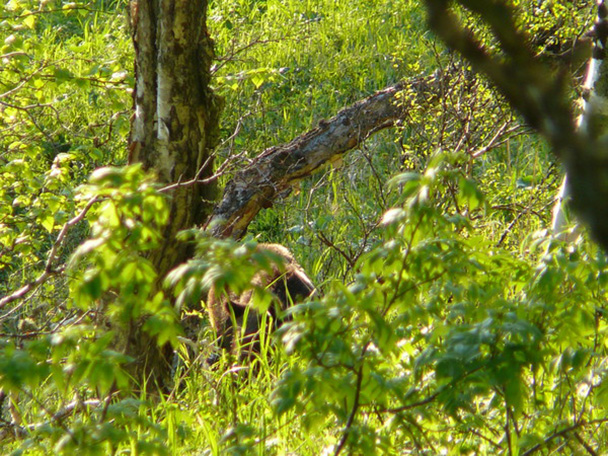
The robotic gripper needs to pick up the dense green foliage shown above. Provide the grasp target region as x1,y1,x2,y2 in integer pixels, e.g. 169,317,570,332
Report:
1,0,607,454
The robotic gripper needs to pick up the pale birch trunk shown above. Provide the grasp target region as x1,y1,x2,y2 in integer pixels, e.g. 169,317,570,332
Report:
125,0,222,386
551,0,608,241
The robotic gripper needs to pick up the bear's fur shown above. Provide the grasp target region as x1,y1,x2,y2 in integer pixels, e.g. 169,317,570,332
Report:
207,243,315,357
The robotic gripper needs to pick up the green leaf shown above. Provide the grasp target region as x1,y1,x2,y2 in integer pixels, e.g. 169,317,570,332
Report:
459,177,484,211
40,214,54,232
81,270,103,301
387,172,420,187
22,13,36,29
53,67,74,84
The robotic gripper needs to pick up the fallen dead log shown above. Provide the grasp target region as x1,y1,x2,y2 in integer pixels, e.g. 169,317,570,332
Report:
209,76,437,239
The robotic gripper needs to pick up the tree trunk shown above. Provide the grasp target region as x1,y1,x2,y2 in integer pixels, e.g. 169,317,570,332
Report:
551,2,608,241
125,0,222,387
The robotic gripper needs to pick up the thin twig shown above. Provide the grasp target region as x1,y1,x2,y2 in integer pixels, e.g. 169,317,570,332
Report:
333,365,365,456
574,431,598,456
158,151,246,193
521,419,608,456
0,197,98,308
212,37,286,75
0,62,49,100
471,124,526,158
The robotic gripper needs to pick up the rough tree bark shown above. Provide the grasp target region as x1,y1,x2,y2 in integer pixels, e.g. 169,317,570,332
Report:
126,0,222,386
209,76,438,239
128,0,222,274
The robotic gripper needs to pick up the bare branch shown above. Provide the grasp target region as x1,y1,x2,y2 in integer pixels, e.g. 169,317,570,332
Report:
0,198,98,309
333,364,364,456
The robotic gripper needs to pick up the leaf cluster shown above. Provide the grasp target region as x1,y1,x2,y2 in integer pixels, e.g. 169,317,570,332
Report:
273,151,608,454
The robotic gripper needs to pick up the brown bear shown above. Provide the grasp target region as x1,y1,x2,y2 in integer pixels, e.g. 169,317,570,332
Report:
206,243,315,359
